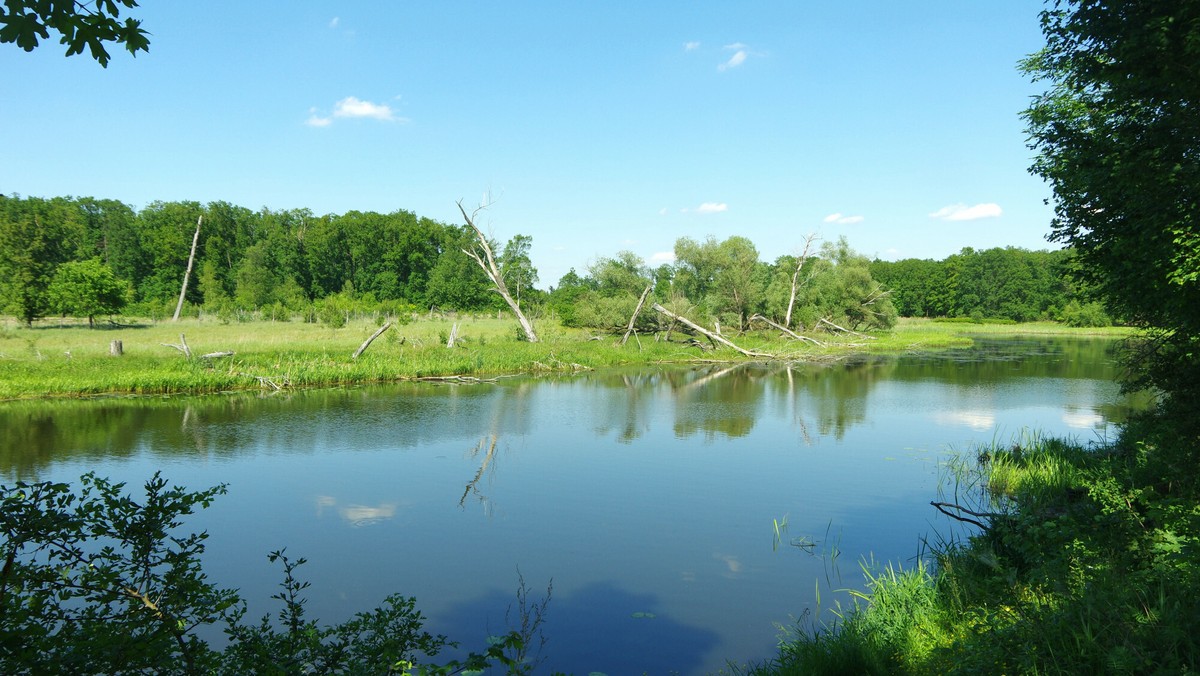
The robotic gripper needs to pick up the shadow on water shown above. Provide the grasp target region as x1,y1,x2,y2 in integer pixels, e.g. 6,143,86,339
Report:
434,580,721,675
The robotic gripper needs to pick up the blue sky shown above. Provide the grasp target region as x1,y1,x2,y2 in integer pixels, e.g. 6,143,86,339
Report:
1,1,1056,288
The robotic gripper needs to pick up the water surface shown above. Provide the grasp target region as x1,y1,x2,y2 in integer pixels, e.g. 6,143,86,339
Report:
0,337,1140,674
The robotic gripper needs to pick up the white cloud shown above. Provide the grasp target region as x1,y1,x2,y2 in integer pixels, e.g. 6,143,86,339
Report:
333,96,397,121
724,42,748,50
684,41,700,51
329,16,340,28
696,202,728,214
929,203,1003,221
307,96,407,127
823,212,864,225
658,207,669,216
718,50,747,71
650,251,676,263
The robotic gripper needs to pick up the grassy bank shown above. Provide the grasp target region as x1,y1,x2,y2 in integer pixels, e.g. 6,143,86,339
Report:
744,424,1199,674
0,315,1131,400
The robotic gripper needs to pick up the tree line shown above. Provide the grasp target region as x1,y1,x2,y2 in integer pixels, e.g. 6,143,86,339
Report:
0,195,524,326
1,193,1103,333
870,246,1111,326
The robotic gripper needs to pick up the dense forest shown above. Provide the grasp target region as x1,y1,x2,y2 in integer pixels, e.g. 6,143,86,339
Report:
0,194,1106,333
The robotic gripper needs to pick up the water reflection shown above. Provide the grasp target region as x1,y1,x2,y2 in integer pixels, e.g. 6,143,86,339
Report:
0,337,1140,480
0,337,1144,674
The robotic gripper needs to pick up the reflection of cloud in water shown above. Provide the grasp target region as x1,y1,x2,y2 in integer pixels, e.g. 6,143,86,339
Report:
714,553,743,575
934,410,995,431
1063,409,1103,429
315,495,396,527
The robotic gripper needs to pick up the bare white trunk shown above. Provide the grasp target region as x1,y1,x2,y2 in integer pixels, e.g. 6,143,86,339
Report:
173,216,202,322
620,285,654,346
651,303,773,358
352,322,392,359
785,233,819,329
457,201,539,342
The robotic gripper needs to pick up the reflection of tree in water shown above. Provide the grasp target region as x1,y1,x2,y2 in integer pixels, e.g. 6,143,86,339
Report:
459,434,498,512
457,380,534,514
585,370,664,444
671,363,769,440
796,357,895,440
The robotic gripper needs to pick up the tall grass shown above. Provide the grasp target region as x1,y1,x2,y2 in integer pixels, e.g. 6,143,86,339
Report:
0,314,1126,399
744,432,1200,674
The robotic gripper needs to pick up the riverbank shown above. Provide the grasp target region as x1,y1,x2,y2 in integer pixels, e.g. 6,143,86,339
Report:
0,315,1132,400
741,419,1199,675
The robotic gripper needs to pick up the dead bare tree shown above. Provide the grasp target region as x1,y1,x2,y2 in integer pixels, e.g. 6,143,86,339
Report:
173,216,202,322
651,303,774,358
352,322,392,359
457,201,539,343
620,285,654,346
785,233,819,329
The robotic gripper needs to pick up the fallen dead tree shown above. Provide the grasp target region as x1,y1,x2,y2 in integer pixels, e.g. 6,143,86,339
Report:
749,314,824,346
651,303,774,358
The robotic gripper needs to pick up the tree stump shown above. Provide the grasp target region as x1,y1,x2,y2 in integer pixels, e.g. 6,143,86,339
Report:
110,340,123,356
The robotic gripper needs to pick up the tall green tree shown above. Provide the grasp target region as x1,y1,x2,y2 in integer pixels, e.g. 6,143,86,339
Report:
0,196,81,325
47,258,128,326
1023,0,1200,417
499,234,538,308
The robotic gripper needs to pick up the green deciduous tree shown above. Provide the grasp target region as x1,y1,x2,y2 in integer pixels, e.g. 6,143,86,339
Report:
0,195,80,325
1023,0,1200,418
47,258,129,326
0,0,149,66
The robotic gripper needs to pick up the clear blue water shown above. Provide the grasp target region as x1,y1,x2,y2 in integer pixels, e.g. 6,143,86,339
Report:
0,337,1139,674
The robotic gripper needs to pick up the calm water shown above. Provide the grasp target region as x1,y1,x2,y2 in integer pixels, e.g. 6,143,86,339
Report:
0,337,1143,674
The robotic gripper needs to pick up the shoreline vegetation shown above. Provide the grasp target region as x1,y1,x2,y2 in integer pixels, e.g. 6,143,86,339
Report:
0,314,1132,401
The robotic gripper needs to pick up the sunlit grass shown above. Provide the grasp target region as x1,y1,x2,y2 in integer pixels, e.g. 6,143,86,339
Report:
0,313,1128,399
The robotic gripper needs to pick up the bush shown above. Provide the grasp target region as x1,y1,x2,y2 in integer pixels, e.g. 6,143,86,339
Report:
0,474,550,675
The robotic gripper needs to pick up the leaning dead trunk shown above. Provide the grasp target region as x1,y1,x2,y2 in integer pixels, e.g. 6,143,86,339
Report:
651,303,773,358
173,216,202,322
785,233,819,329
457,202,539,343
620,285,654,346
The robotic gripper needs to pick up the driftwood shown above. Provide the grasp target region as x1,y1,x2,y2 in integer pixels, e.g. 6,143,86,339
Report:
352,322,391,359
244,373,286,391
650,303,773,358
750,314,824,346
620,285,654,346
930,501,1006,532
818,317,875,339
199,351,235,359
161,333,192,358
173,216,202,322
457,201,539,343
446,322,458,348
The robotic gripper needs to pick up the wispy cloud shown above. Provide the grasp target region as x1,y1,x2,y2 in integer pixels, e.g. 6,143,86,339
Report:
684,41,700,51
306,96,407,127
823,212,864,225
650,251,676,263
329,16,340,29
695,202,729,214
929,203,1002,221
718,44,748,72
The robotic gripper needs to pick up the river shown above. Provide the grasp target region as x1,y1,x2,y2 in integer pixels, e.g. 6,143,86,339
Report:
0,337,1143,674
